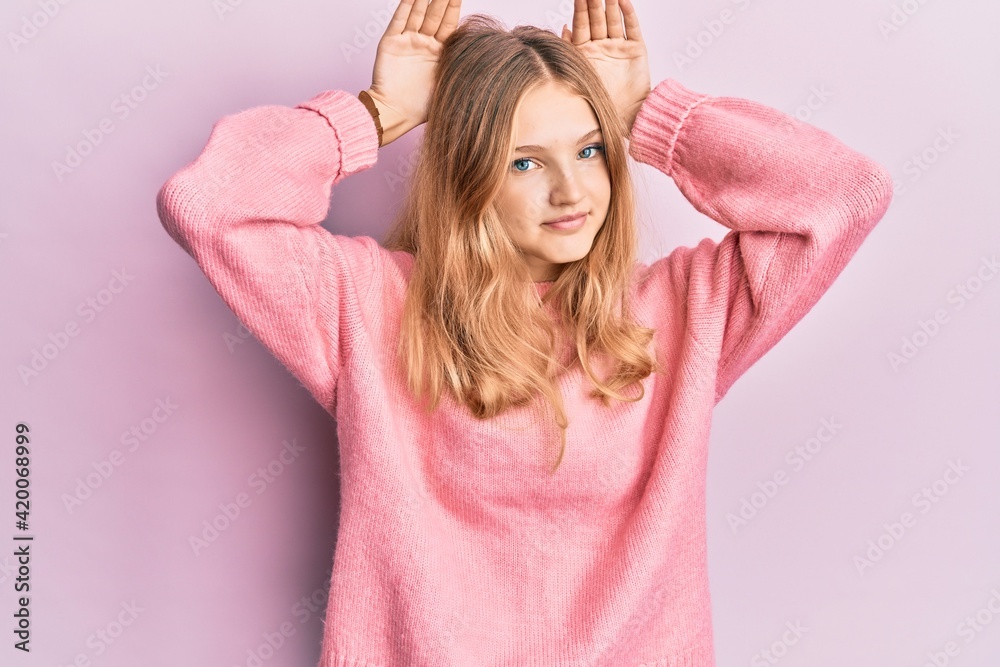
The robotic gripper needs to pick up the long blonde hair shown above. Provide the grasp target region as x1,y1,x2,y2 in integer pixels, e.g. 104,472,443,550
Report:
382,14,663,473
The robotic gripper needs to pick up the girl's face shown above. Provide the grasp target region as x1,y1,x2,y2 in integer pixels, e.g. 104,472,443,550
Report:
494,81,611,282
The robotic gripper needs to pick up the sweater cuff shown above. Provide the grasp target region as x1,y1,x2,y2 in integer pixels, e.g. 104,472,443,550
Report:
296,90,379,177
628,79,711,177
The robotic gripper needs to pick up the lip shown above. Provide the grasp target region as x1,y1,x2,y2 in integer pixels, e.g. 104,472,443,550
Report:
542,213,587,231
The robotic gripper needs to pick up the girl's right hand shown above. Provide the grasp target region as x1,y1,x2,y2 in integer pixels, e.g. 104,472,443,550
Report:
364,0,463,146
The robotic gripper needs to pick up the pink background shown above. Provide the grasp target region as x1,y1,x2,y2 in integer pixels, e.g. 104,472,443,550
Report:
3,0,998,665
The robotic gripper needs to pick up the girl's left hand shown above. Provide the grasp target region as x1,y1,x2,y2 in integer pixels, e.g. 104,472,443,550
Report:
561,0,651,135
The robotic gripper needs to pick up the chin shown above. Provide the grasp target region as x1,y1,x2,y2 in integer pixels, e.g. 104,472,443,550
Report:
542,245,593,266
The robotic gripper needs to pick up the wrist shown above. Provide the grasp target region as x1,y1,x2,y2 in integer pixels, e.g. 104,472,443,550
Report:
357,89,384,147
361,88,411,147
624,92,650,137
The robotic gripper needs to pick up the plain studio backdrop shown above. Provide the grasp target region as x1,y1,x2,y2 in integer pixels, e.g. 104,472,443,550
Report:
2,0,998,665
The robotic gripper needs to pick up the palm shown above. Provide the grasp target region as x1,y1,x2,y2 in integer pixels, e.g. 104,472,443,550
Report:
366,0,462,142
563,0,651,132
371,32,444,124
575,39,650,119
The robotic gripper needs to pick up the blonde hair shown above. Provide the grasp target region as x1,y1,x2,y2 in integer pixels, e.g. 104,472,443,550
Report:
382,14,663,473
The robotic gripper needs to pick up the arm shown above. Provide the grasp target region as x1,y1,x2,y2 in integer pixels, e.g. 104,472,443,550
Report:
155,1,459,412
629,79,894,403
155,90,381,412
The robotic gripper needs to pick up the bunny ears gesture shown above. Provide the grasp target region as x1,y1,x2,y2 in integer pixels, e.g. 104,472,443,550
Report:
562,0,652,134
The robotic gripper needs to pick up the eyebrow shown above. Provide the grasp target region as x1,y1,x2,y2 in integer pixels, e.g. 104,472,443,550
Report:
514,128,603,153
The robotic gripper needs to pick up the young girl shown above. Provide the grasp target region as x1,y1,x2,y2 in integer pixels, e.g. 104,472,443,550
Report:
156,0,893,664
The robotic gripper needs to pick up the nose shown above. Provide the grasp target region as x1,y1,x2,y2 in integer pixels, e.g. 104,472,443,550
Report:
548,165,585,206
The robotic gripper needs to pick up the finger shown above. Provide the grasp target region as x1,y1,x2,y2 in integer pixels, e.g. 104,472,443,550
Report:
588,0,607,40
433,0,463,41
386,0,415,36
419,0,444,35
606,0,624,39
572,0,591,44
404,0,430,33
619,0,644,42
561,23,573,43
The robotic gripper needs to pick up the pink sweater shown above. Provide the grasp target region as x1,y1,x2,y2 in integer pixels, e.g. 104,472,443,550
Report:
156,78,893,666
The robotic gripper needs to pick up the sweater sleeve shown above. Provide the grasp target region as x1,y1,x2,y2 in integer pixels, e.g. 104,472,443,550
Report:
155,89,381,412
628,79,894,403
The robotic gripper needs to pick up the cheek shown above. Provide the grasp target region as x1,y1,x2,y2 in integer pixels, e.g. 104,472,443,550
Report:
585,172,612,210
495,191,537,240
581,162,609,188
502,185,548,222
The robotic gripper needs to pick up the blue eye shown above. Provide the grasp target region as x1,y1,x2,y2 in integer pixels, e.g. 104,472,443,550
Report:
511,143,605,172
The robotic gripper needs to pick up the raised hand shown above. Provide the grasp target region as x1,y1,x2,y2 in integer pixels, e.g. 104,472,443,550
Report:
365,0,463,146
561,0,651,135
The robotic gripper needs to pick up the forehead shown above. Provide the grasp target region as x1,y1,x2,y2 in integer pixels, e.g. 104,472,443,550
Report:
511,82,600,146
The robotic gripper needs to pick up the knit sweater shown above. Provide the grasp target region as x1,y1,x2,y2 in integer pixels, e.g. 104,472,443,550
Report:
156,77,893,666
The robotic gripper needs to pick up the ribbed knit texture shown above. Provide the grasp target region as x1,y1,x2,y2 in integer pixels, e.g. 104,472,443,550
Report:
156,79,894,666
